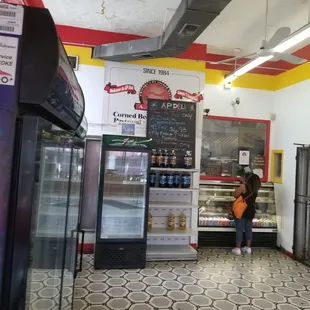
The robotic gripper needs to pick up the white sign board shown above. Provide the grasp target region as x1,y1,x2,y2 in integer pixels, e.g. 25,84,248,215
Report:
103,61,205,137
239,150,250,165
0,35,18,86
0,3,24,35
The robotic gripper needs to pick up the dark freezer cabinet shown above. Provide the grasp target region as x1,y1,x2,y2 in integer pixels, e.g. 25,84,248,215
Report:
95,148,150,269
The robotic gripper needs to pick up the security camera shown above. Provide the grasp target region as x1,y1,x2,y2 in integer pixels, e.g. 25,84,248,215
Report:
232,97,240,106
203,109,210,117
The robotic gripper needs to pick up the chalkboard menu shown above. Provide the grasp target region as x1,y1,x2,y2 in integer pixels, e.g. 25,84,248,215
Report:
147,99,196,167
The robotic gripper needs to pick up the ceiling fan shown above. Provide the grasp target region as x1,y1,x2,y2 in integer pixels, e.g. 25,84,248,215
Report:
211,0,307,66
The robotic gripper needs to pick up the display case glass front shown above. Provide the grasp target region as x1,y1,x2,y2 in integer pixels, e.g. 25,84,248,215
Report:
100,150,148,239
199,181,276,228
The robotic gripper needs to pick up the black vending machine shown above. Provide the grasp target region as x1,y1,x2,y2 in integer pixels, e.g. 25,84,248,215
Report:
95,135,151,269
0,5,87,310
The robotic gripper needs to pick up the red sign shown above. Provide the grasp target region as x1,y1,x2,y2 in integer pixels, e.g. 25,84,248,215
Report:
104,82,136,95
174,90,204,102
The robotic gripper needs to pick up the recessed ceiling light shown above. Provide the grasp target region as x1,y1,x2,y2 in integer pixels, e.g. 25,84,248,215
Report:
233,48,241,52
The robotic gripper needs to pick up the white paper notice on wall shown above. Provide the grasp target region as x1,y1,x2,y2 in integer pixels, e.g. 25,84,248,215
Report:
0,3,24,35
239,150,250,165
0,35,18,86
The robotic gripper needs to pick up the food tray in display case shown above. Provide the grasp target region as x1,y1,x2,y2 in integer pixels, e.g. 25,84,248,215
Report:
198,181,277,230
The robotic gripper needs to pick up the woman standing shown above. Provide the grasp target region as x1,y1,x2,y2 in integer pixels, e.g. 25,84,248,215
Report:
232,172,261,255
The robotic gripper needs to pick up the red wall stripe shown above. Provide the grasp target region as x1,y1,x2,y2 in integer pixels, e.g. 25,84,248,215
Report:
23,0,44,7
56,25,207,61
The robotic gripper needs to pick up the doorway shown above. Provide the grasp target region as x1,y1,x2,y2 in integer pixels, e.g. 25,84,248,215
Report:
294,147,310,265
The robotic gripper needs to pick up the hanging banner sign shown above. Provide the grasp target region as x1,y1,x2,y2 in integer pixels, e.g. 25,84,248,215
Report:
103,61,205,137
0,3,24,35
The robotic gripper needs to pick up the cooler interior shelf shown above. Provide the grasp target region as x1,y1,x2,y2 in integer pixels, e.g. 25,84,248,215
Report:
150,187,199,192
146,245,197,261
148,227,196,237
149,202,198,209
151,168,200,173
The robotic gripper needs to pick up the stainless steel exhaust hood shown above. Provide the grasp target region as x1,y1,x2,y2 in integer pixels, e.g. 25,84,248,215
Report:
92,0,231,62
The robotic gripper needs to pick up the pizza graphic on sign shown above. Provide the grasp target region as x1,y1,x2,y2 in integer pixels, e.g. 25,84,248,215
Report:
135,80,172,111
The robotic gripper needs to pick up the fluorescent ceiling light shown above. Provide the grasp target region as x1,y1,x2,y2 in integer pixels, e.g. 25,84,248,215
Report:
224,22,310,84
274,22,310,53
224,56,272,84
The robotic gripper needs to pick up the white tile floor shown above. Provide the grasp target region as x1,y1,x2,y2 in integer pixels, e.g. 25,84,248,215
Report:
73,248,310,310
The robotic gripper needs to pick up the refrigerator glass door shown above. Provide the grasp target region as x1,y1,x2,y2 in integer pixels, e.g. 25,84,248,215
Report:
100,150,148,239
26,145,72,310
61,147,84,309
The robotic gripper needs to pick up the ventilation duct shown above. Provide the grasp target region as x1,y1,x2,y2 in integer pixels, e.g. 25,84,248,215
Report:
92,0,231,62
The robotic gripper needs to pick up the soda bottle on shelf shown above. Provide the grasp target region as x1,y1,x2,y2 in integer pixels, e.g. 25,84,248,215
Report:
157,149,164,167
167,213,175,231
186,173,192,188
184,150,193,169
148,213,153,231
179,213,187,231
181,174,187,188
163,149,169,168
173,173,180,188
167,173,174,188
159,172,167,188
149,172,156,187
169,149,177,168
151,149,157,167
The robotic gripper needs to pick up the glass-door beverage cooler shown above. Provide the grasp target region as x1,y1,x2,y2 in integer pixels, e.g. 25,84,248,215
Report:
95,137,150,269
1,6,87,310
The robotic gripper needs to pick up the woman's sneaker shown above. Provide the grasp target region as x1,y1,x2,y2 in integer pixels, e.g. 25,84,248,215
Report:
232,248,241,255
242,246,252,255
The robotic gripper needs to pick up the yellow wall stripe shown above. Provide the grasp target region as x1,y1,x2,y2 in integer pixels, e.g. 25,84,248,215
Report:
65,45,104,67
64,45,309,91
274,62,310,90
205,69,276,91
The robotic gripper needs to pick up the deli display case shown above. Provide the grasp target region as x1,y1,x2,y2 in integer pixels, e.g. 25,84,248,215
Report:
198,181,277,248
95,136,150,269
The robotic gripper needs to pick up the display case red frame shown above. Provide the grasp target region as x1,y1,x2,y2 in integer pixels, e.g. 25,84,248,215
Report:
200,115,271,183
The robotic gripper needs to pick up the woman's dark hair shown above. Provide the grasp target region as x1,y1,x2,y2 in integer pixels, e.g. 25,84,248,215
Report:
245,173,261,195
